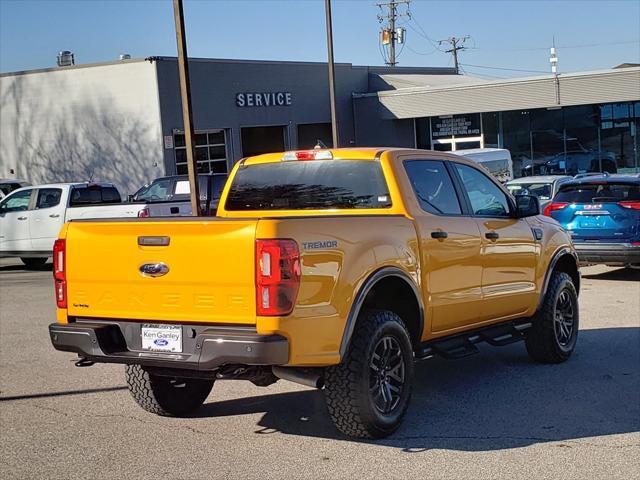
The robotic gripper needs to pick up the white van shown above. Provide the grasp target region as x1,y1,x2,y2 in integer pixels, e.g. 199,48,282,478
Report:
455,148,514,183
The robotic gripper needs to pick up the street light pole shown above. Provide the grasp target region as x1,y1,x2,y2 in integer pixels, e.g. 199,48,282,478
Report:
324,0,339,148
172,0,200,216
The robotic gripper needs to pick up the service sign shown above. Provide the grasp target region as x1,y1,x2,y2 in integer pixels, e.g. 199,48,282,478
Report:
432,114,481,138
236,92,292,108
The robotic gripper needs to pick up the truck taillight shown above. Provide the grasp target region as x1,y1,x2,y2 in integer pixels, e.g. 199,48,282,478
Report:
543,202,569,217
255,239,301,316
53,239,67,309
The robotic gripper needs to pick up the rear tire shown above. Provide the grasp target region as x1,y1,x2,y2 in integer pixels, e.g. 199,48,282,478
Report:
525,271,579,363
324,310,414,438
20,257,48,269
125,364,214,416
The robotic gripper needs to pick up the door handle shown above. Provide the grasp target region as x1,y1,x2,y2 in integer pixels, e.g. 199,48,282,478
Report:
49,214,60,218
485,231,500,240
431,230,448,239
17,216,28,220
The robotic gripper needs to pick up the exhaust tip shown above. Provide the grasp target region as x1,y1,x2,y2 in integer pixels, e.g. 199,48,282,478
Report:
272,366,324,389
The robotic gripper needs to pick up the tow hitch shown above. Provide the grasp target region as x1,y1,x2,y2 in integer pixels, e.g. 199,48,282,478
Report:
74,357,94,367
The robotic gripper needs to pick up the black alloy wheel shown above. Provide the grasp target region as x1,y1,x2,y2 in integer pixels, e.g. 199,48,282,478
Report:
369,336,406,414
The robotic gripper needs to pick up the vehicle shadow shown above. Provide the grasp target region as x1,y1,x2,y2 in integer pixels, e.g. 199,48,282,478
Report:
198,327,639,451
0,263,52,273
582,268,640,282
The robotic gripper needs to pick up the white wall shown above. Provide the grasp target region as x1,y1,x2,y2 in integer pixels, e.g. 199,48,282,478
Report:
0,61,164,194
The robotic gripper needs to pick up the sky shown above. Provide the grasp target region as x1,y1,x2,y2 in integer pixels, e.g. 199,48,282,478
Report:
1,0,639,78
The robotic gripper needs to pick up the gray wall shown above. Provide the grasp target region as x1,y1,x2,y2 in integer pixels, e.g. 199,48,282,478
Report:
0,61,164,194
154,58,370,174
353,95,416,147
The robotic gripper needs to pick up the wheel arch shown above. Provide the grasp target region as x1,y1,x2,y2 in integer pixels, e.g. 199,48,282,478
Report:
538,247,580,311
339,267,424,358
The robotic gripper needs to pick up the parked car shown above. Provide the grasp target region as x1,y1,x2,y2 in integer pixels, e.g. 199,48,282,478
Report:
0,182,146,267
0,179,30,199
526,151,618,177
543,174,640,268
131,174,228,217
49,147,580,439
506,175,573,210
455,148,513,183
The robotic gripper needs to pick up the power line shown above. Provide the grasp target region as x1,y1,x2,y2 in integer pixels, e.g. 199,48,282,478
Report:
404,44,439,56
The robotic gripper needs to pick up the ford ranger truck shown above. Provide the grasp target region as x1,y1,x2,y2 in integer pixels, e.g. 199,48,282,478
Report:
49,148,580,439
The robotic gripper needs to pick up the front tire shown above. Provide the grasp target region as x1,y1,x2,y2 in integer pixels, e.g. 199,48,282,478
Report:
526,271,579,363
324,310,414,438
20,257,48,269
125,364,214,416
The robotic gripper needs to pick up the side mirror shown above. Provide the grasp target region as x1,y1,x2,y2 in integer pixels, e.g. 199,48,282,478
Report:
515,195,540,218
127,194,135,202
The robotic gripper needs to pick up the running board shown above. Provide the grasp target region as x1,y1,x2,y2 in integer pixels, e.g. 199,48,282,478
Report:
416,320,532,360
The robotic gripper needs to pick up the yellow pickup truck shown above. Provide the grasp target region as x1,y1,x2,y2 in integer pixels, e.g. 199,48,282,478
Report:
49,148,580,438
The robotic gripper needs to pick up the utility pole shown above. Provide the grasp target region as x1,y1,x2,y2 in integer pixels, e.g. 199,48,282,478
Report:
172,0,200,216
324,0,338,148
439,35,469,74
377,0,410,66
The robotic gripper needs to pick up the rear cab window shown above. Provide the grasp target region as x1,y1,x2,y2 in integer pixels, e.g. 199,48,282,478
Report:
555,182,640,203
69,185,121,207
404,160,462,215
225,160,392,211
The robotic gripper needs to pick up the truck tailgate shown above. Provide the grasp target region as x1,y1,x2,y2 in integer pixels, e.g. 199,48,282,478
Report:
65,219,257,324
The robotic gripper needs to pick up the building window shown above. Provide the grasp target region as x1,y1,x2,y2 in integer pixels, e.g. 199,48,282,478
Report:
415,118,431,149
174,129,228,175
431,113,482,151
241,125,286,157
297,123,333,149
482,112,499,148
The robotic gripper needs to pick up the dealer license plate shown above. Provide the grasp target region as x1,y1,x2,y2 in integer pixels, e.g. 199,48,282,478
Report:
141,324,182,353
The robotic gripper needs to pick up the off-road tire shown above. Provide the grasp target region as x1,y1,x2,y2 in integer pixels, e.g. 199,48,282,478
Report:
20,257,48,269
525,271,579,363
125,364,214,416
324,309,414,438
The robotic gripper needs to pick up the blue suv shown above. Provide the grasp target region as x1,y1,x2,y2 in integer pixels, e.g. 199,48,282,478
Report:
543,174,640,268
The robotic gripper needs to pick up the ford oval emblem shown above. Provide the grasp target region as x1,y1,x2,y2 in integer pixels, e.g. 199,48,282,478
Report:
154,339,169,346
139,262,170,277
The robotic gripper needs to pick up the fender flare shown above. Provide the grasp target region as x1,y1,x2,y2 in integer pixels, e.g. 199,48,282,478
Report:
538,246,580,310
339,266,424,358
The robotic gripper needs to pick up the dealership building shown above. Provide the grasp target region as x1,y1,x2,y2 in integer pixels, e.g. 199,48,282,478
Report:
1,56,638,193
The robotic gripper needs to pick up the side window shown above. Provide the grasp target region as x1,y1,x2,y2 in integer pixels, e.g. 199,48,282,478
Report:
454,163,511,217
134,179,172,202
0,189,32,213
404,160,462,215
36,188,62,209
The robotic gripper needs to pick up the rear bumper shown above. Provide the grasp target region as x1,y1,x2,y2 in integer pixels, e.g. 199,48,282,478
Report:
573,242,640,266
49,321,289,370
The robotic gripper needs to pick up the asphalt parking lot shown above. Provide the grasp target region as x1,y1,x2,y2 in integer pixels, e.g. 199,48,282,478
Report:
0,258,638,480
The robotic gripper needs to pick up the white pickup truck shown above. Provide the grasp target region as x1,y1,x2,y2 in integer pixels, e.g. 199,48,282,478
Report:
0,182,146,267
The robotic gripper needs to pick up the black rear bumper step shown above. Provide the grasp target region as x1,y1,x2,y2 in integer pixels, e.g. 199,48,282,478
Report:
416,320,532,360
